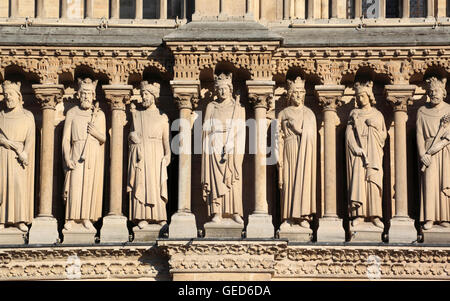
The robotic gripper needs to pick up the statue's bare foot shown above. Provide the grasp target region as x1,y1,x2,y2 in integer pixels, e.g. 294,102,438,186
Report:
64,220,75,231
138,220,148,229
299,220,310,228
351,217,364,227
440,221,450,228
159,221,167,227
82,220,93,230
372,217,384,229
17,223,28,232
423,220,434,230
211,214,222,223
232,214,244,225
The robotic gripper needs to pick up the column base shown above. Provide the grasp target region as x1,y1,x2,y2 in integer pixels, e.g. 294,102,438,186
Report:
422,225,450,244
349,222,383,243
317,217,346,243
28,217,60,245
132,224,165,243
62,224,96,245
100,215,130,243
0,227,27,245
204,219,244,239
168,212,198,239
246,214,274,239
388,217,417,244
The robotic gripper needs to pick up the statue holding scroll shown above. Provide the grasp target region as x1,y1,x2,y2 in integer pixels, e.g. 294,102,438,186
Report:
277,76,317,230
417,76,450,230
62,78,106,231
346,81,386,229
201,73,245,225
127,81,171,230
0,81,35,233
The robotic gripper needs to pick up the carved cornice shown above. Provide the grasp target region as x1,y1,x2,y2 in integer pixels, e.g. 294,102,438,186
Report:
0,246,169,280
384,85,416,112
102,85,133,111
31,84,65,110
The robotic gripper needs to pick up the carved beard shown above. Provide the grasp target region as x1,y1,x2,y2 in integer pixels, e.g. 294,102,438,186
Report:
142,98,154,108
5,99,18,109
430,95,443,105
80,100,92,110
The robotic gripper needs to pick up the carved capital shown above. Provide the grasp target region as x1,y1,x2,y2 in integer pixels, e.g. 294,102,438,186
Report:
315,85,346,111
102,85,133,111
32,84,65,110
384,85,416,112
246,80,275,111
170,80,200,111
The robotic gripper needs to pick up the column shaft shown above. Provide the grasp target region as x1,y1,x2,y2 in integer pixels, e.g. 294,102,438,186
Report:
402,0,409,18
39,108,55,217
254,106,267,214
380,0,386,18
331,0,338,18
321,0,328,18
427,0,434,17
61,0,68,18
136,0,143,19
85,0,94,18
10,0,19,17
394,110,408,217
323,109,337,217
111,0,120,19
160,0,168,19
36,0,45,18
178,107,192,212
355,0,362,17
109,108,124,216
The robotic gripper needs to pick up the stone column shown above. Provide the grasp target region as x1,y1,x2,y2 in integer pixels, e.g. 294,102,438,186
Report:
85,0,94,18
427,0,434,18
436,0,447,17
61,0,68,18
168,80,199,239
379,0,386,18
315,85,346,242
28,84,64,244
355,0,362,18
283,0,290,19
385,85,418,243
135,0,143,19
100,85,133,243
160,0,168,19
111,0,120,19
246,80,275,239
10,0,19,17
321,0,328,18
36,0,46,18
402,0,409,18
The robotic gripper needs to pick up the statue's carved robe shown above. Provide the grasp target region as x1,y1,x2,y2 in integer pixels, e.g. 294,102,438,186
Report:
127,108,169,222
201,99,245,217
417,103,450,222
62,106,105,221
346,108,386,218
278,106,317,220
0,109,35,224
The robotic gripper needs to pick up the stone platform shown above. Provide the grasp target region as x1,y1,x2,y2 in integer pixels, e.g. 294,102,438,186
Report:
278,223,312,242
133,224,168,242
0,227,27,245
350,222,384,243
422,225,450,244
204,219,244,238
62,224,96,245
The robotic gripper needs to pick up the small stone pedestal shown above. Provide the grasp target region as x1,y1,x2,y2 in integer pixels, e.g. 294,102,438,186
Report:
62,224,96,245
422,225,450,244
169,212,198,239
388,217,417,243
0,228,27,245
204,219,244,239
278,223,312,242
28,217,59,244
133,224,165,243
349,222,383,243
246,214,274,238
100,215,130,243
317,217,346,242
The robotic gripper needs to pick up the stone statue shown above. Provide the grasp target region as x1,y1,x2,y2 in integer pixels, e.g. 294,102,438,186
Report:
0,81,35,233
346,81,386,229
127,81,171,230
201,73,245,225
277,77,317,230
62,78,106,231
417,76,450,230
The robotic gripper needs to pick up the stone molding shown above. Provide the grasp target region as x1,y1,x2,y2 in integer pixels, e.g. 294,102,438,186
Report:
315,85,346,111
384,85,417,112
102,85,133,111
32,84,64,110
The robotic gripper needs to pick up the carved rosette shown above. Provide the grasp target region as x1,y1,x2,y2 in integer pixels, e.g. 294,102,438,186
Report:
102,85,133,111
384,85,416,112
315,85,346,112
32,84,65,110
